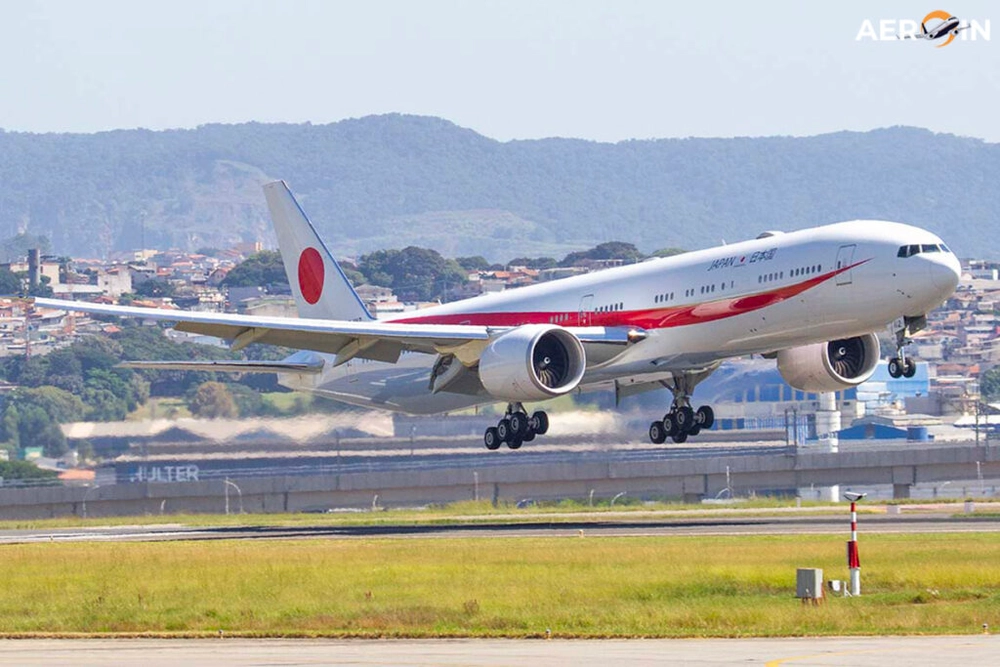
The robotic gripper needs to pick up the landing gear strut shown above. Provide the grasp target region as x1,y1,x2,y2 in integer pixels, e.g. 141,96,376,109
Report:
483,402,549,450
887,316,921,379
648,369,716,445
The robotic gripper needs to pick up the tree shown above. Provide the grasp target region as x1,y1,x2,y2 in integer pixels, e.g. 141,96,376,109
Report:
0,387,84,456
980,367,1000,401
27,275,53,298
559,242,644,267
507,256,556,270
188,381,238,419
221,250,287,288
0,460,58,483
0,268,22,294
0,404,19,451
358,246,468,302
135,279,176,298
456,256,491,271
13,404,68,457
649,247,688,258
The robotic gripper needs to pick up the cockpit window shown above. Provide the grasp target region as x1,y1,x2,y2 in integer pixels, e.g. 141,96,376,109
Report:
898,243,950,258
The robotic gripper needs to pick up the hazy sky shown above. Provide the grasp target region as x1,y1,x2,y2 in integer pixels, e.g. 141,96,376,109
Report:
0,0,996,142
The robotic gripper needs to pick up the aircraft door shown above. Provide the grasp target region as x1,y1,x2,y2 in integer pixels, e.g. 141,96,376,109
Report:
578,294,594,326
835,244,856,286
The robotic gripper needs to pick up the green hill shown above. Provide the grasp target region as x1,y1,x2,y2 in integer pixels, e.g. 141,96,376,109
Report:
0,116,996,261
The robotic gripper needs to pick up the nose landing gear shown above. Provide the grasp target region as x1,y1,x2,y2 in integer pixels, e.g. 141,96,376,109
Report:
888,316,923,379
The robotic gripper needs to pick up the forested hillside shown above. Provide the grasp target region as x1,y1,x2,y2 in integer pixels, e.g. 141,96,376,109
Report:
0,116,996,261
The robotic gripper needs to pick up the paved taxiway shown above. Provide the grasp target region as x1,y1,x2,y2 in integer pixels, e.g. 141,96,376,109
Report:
1,510,997,544
1,636,997,666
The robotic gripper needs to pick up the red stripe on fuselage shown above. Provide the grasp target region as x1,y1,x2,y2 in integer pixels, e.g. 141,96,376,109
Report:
393,260,869,330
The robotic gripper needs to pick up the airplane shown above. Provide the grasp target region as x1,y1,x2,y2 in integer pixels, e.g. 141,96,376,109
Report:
899,13,969,43
30,181,961,450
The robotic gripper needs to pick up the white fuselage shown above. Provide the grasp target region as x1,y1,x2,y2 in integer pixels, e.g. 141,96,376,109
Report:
283,220,960,414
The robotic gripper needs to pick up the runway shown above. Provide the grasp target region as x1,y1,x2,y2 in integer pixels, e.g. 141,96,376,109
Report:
2,636,997,666
1,509,998,544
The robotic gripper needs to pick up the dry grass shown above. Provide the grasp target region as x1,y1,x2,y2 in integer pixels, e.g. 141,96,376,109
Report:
1,533,998,637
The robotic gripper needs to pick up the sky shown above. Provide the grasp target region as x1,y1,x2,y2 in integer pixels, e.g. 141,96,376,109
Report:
0,0,996,142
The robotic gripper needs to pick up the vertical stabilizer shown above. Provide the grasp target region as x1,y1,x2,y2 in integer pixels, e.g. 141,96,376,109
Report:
262,180,374,322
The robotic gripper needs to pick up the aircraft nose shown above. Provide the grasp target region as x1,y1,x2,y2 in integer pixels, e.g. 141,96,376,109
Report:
929,252,961,293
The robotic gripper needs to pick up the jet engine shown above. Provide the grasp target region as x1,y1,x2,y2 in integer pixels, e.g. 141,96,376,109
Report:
776,333,880,393
478,324,587,401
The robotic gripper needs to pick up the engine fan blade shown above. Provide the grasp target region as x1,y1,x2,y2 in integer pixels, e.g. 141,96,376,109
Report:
830,338,864,378
534,340,569,388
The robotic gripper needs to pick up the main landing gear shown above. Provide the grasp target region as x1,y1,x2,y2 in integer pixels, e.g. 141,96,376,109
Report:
483,403,549,450
887,316,920,379
649,404,714,444
648,369,716,445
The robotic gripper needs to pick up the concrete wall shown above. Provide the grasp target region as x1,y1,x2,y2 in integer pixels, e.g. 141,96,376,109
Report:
1,443,998,519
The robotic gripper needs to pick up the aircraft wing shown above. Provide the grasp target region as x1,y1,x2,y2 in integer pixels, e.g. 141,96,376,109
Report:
32,297,632,366
119,359,325,374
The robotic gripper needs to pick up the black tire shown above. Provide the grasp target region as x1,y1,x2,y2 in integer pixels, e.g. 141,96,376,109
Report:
649,421,667,444
509,412,528,437
888,357,902,378
662,412,677,436
484,427,501,450
523,430,535,442
531,411,549,435
496,419,511,443
696,405,715,430
689,425,701,436
507,436,523,450
903,358,917,378
672,431,688,444
675,406,695,432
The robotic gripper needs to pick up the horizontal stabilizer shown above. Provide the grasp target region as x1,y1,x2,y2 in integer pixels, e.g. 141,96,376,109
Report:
119,359,324,374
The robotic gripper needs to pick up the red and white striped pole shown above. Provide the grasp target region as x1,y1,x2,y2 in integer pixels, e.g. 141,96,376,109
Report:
847,500,861,595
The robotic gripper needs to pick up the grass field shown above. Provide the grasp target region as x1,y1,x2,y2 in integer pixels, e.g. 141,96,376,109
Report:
0,498,910,531
1,532,998,637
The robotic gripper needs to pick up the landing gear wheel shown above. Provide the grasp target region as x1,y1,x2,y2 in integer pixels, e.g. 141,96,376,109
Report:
484,427,501,450
688,425,701,436
507,437,523,450
662,412,677,437
530,411,549,435
888,357,903,379
672,431,688,444
496,419,511,443
522,430,536,442
674,406,695,433
695,405,715,430
903,358,917,378
509,412,529,438
649,421,668,444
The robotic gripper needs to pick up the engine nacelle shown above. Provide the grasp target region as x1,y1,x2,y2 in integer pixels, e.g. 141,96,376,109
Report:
478,324,586,401
776,333,880,393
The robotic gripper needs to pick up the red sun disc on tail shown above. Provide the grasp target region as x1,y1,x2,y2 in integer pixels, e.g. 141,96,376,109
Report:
297,248,324,305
